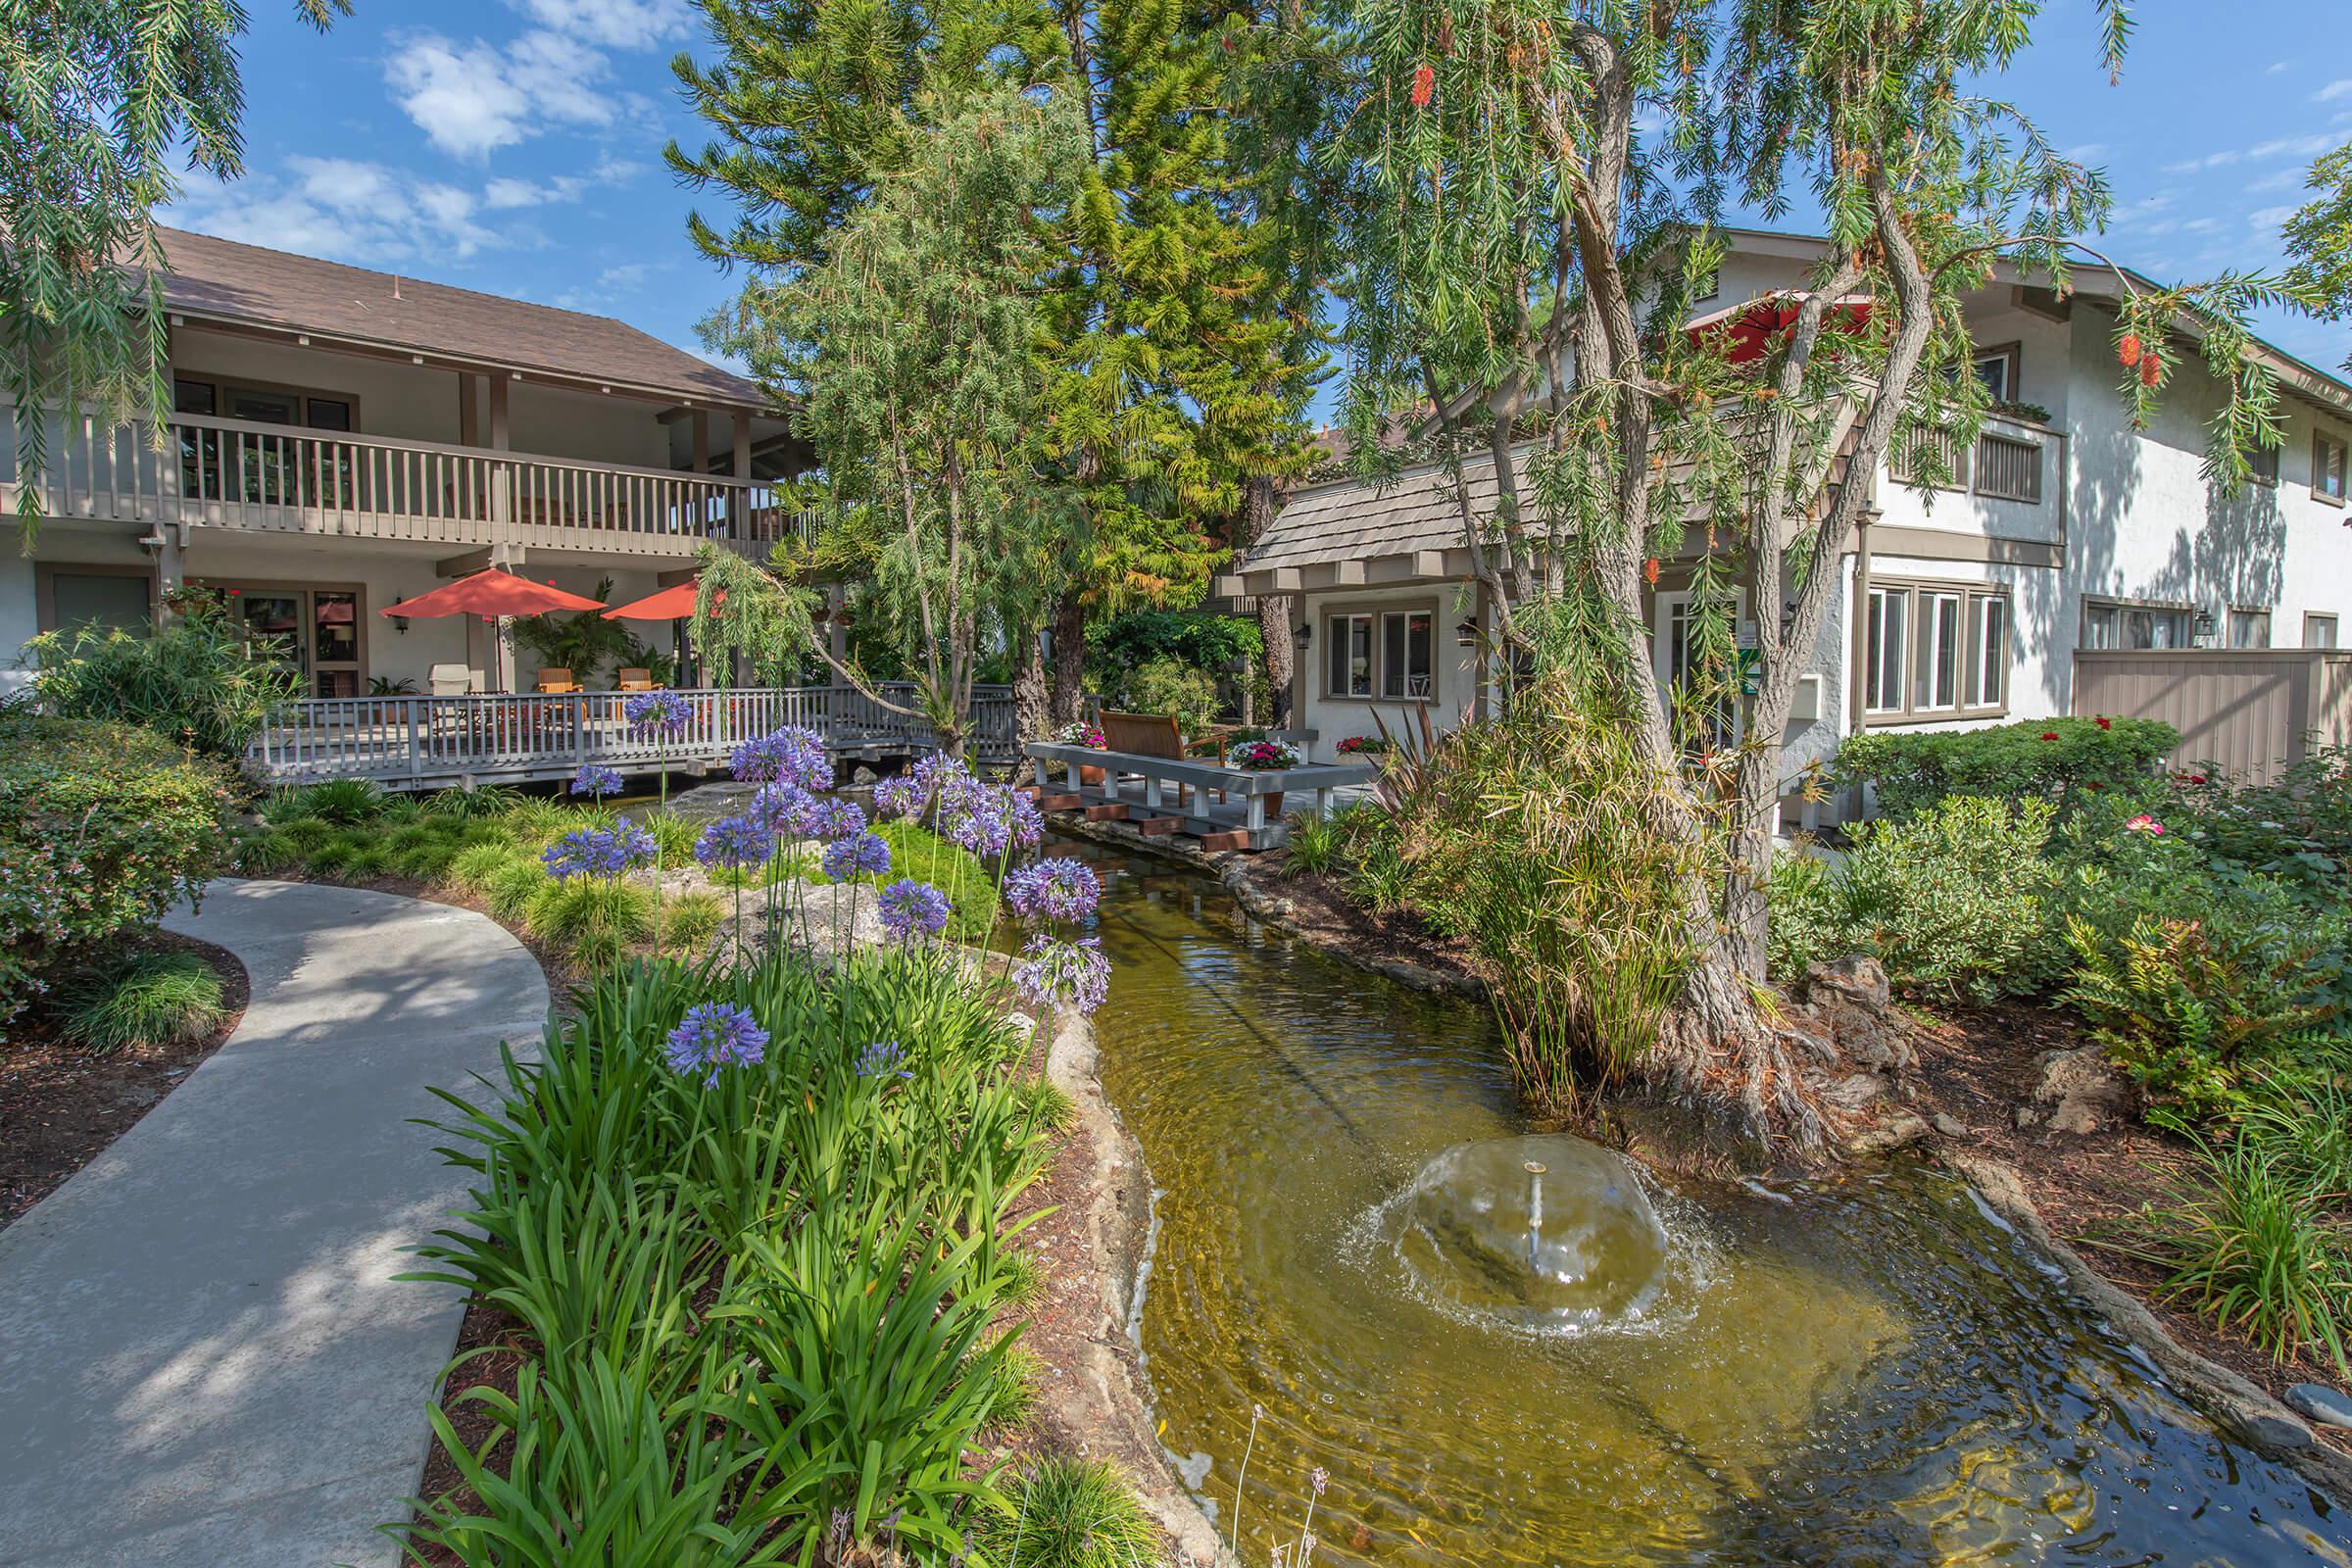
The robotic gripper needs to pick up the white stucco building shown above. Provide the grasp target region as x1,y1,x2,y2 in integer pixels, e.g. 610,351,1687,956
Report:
1223,229,2352,792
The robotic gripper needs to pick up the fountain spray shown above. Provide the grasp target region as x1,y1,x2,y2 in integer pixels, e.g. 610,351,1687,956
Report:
1523,1160,1547,1272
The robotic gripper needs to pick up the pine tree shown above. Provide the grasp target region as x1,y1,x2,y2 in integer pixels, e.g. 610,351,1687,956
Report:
1,0,348,546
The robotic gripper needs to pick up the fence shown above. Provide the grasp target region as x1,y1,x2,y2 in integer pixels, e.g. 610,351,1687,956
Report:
2072,649,2352,783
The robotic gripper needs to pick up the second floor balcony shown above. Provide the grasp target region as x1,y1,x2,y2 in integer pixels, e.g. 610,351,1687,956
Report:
3,404,808,561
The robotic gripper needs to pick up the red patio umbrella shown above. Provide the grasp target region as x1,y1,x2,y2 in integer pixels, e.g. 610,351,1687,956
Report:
378,567,605,620
601,577,720,621
1684,292,1873,366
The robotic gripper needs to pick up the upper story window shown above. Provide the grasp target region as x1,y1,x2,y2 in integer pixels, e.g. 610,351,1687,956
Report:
2316,430,2348,505
173,375,359,433
2082,597,2192,650
1973,343,2021,404
2307,612,2340,650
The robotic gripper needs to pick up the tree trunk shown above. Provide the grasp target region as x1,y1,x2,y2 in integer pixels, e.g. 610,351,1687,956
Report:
1049,589,1088,726
1243,473,1293,729
1013,620,1051,757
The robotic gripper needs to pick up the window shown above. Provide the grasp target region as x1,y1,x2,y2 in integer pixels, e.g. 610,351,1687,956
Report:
2305,612,2338,650
1327,613,1373,697
1865,581,2012,720
47,571,152,635
1973,343,2021,404
1692,270,1720,304
2316,431,2348,504
1379,611,1434,699
2227,608,2272,650
2246,439,2280,486
1865,587,1908,713
2082,598,2193,651
1918,591,1963,710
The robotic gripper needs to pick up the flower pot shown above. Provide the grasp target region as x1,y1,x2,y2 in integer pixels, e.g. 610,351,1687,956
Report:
1261,789,1284,819
1079,762,1106,786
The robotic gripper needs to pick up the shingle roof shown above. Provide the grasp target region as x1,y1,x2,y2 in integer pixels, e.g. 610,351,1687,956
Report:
1249,454,1510,574
150,226,769,411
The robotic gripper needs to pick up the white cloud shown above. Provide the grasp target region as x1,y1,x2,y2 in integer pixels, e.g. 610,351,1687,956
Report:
2317,79,2352,103
514,0,693,50
384,28,619,159
2249,205,2298,231
163,156,595,265
2249,132,2336,161
2063,143,2108,163
2269,61,2290,75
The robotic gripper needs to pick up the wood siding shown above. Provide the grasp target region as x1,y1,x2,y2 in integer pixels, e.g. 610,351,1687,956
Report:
2072,649,2352,783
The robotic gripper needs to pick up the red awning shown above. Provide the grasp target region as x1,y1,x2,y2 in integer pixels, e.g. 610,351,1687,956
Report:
1685,293,1874,366
380,568,605,620
601,578,719,621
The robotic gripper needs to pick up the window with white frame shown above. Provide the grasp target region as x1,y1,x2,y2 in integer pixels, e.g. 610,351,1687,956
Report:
2316,430,2348,504
1973,343,2020,404
2307,612,2340,650
1326,608,1434,701
1379,610,1435,699
1327,612,1373,697
2082,598,2193,650
1865,580,2012,720
2228,608,2273,649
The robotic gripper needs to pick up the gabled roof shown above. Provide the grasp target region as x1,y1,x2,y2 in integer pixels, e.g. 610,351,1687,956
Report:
149,226,770,412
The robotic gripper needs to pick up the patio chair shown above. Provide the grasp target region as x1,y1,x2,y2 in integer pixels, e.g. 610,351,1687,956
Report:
535,667,580,694
1099,710,1222,808
428,663,477,697
615,667,655,692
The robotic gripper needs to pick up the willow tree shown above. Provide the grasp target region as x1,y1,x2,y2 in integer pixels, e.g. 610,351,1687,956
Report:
697,88,1085,757
1300,0,2289,1148
2,0,348,544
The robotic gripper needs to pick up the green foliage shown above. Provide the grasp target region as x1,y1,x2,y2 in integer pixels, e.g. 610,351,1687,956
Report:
642,811,700,864
811,820,1000,943
400,947,1049,1563
422,785,525,820
978,1342,1047,1434
58,949,225,1052
1089,611,1264,698
510,578,657,688
2095,1123,2350,1374
484,858,552,925
1765,796,2056,1004
448,842,527,896
0,716,233,1027
1122,656,1221,735
274,777,387,826
524,878,658,970
658,891,728,956
1283,809,1348,877
19,594,303,757
1833,717,2179,821
2284,142,2352,372
2059,914,2338,1120
967,1458,1160,1568
232,827,299,875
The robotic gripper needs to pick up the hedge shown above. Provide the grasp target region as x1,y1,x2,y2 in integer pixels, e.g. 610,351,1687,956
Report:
1,716,236,1026
1834,714,2178,819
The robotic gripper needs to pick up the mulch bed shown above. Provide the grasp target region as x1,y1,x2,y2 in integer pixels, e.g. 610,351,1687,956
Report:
1254,858,1483,980
0,930,249,1232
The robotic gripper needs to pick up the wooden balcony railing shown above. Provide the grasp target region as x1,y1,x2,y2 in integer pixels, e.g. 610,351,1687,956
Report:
2,404,812,557
1886,414,2050,505
246,683,1020,787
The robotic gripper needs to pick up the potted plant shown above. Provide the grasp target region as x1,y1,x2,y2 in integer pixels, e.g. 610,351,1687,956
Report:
1057,719,1109,785
1223,736,1302,818
368,675,416,723
1335,734,1390,757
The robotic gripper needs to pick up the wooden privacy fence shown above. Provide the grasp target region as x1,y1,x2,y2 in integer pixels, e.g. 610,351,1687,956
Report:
2072,649,2352,784
247,683,1019,788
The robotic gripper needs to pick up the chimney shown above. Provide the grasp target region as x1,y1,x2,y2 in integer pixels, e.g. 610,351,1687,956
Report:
393,275,403,299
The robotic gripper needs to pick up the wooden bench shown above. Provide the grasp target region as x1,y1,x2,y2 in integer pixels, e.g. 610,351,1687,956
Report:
1099,710,1216,811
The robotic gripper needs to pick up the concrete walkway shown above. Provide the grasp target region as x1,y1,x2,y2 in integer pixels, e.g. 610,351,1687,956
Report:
0,880,548,1568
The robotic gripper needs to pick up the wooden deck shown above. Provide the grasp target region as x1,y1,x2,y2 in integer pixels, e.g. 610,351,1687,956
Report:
1025,742,1376,851
249,684,1016,790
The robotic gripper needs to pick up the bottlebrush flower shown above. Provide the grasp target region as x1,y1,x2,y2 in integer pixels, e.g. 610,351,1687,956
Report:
2117,332,2141,368
1410,63,1435,107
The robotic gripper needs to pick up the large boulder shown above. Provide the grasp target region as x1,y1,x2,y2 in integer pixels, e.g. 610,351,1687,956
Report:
2021,1046,2132,1136
1802,956,1917,1075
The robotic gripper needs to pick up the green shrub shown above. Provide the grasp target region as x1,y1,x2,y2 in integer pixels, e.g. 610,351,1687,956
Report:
0,717,234,1026
1283,808,1347,876
967,1458,1160,1568
1766,796,2056,1003
484,858,551,924
233,827,300,875
446,842,526,895
525,877,656,968
2236,1062,2352,1199
641,811,699,863
2060,914,2338,1119
659,890,727,956
1124,654,1221,736
1016,1074,1076,1132
59,950,227,1052
499,799,585,847
18,592,301,757
270,815,339,857
390,834,464,883
421,784,523,819
1835,715,2178,820
2093,1125,2350,1373
977,1341,1046,1433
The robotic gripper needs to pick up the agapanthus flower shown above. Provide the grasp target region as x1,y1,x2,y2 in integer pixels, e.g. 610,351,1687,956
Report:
872,773,926,821
568,761,624,801
751,781,818,837
822,829,892,882
1011,934,1110,1015
877,878,952,942
939,783,1010,857
910,751,967,794
808,798,867,841
732,726,830,791
1006,788,1045,849
625,689,692,736
543,824,658,881
855,1039,912,1080
1006,858,1101,923
696,812,775,871
665,1003,768,1087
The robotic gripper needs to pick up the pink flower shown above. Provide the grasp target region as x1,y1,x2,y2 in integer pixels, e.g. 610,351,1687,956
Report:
2125,813,2164,835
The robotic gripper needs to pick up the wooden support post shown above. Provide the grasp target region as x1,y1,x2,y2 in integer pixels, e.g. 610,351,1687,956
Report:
731,412,752,535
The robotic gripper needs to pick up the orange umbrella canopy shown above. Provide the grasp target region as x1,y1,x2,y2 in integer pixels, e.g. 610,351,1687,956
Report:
380,568,605,620
602,578,720,621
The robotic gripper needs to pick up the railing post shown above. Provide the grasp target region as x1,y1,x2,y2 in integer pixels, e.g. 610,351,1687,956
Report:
407,699,424,784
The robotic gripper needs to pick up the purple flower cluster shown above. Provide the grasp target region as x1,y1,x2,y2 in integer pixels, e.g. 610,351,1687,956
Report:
1005,858,1101,923
731,725,829,791
624,689,692,736
808,798,867,841
696,813,775,872
877,878,952,942
872,773,925,821
856,1039,912,1080
568,761,624,801
665,1003,768,1087
821,829,892,882
752,782,819,838
543,823,657,882
1012,934,1111,1016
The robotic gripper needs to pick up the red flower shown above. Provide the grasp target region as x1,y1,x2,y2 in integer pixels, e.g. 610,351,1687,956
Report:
2095,715,2112,730
1410,63,1435,107
2039,731,2060,741
2117,332,2141,368
2139,353,2163,387
1643,557,1660,586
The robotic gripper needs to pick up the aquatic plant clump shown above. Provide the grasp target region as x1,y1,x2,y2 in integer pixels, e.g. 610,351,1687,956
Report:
1013,934,1110,1015
878,878,952,942
664,1001,768,1087
542,824,658,882
1006,858,1101,923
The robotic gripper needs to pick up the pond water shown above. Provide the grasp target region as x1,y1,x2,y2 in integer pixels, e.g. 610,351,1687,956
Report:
1075,844,2351,1567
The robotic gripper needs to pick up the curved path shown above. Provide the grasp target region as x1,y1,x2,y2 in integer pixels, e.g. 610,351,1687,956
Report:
0,880,547,1568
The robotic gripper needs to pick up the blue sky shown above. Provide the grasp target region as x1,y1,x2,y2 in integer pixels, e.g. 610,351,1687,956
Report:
173,0,2352,404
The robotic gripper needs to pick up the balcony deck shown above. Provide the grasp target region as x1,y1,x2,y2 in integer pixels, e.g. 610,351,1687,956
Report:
4,407,803,560
249,685,1016,790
